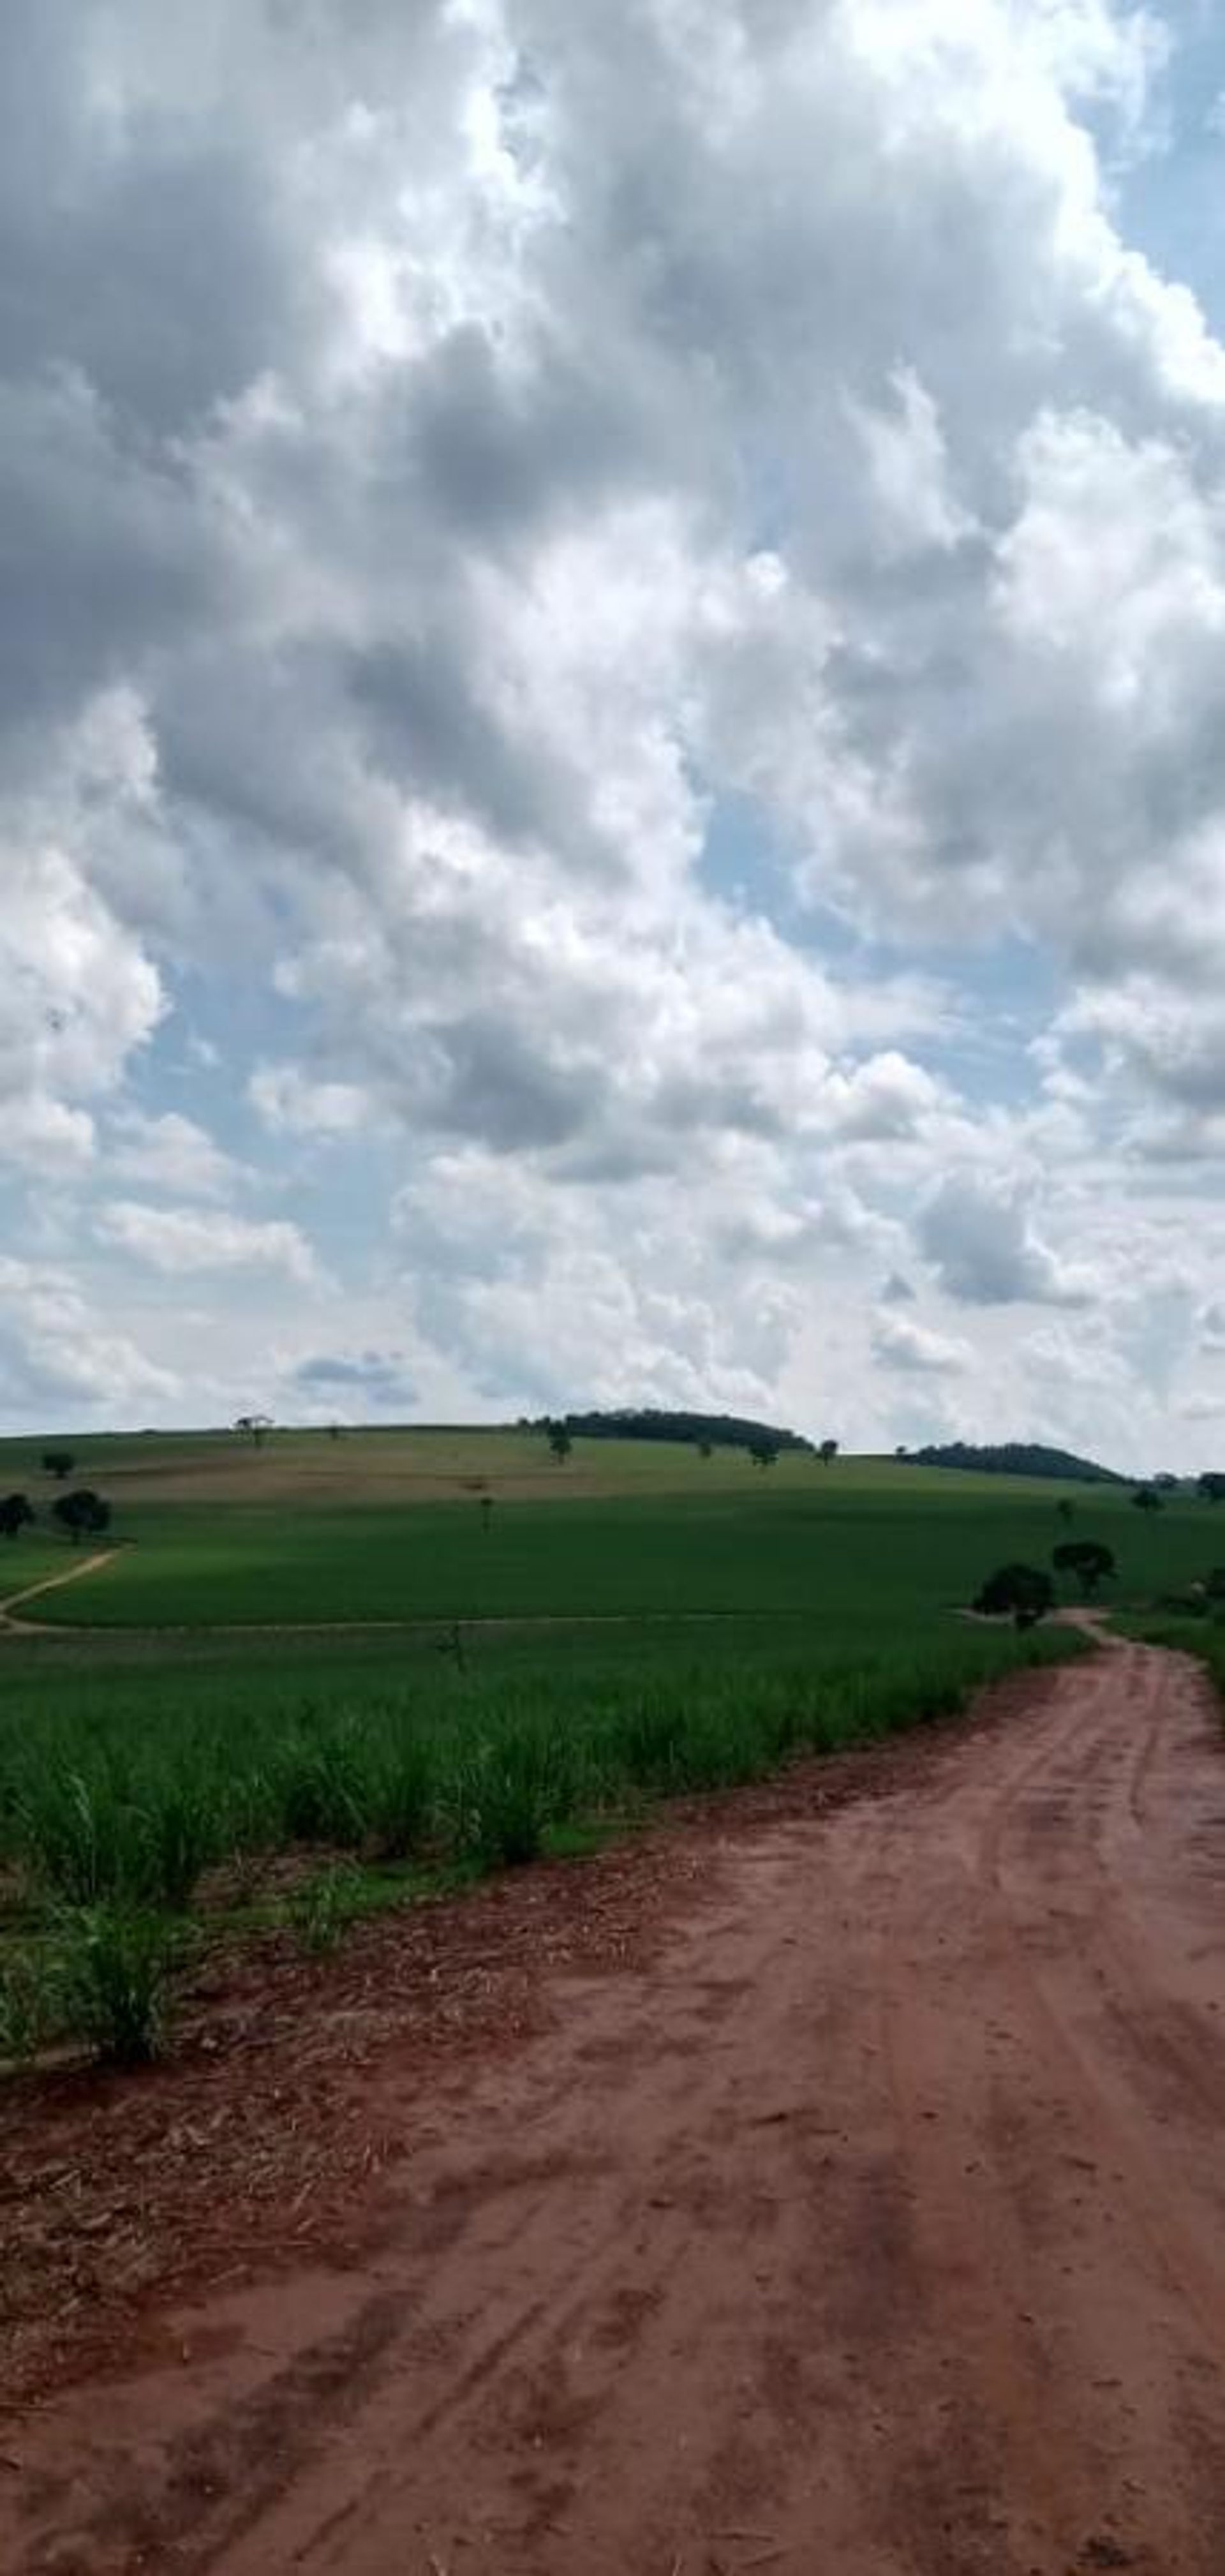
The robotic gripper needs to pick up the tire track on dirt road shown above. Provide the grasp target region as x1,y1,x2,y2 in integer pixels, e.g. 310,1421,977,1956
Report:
5,1637,1225,2573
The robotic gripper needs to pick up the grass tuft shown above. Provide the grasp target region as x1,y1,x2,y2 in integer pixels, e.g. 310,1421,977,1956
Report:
52,1905,186,2066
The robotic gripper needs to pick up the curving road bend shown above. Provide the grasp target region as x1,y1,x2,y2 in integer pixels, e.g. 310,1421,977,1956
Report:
6,1638,1225,2574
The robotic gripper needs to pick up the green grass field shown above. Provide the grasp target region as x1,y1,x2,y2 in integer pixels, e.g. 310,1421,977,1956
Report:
1,1429,1218,2069
0,1541,75,1604
3,1430,1219,1630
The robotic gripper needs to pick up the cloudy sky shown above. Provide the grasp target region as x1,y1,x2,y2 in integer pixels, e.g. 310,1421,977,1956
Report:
7,0,1225,1464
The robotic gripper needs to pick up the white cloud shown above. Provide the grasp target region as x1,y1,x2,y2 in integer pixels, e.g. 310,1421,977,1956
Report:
105,1110,242,1198
818,1053,947,1143
0,1094,96,1178
847,368,976,558
2,1,1225,1457
0,1255,179,1420
96,1202,320,1283
248,1064,373,1137
871,1311,971,1375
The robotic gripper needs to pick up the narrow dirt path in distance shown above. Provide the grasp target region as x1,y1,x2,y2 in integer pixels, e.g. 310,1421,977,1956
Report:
6,1637,1225,2573
0,1549,118,1632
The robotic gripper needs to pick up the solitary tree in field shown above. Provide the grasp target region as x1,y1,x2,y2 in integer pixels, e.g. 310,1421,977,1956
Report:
0,1494,34,1540
696,1438,714,1459
41,1449,75,1481
479,1494,494,1535
52,1490,111,1546
748,1437,780,1470
974,1563,1054,1627
547,1422,573,1463
1056,1497,1076,1526
1132,1485,1162,1515
1198,1471,1225,1503
819,1438,839,1465
234,1413,273,1449
1052,1538,1115,1599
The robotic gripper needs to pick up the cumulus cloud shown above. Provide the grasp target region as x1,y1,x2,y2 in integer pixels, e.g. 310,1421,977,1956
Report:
919,1175,1094,1308
105,1110,242,1199
3,1,1225,1455
0,1255,179,1420
871,1311,971,1376
96,1203,320,1284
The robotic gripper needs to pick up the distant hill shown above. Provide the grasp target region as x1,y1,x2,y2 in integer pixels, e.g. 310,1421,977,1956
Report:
526,1408,814,1455
905,1440,1122,1485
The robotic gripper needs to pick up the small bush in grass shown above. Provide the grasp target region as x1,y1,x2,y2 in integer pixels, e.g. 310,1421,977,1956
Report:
54,1905,185,2066
366,1725,436,1859
138,1766,223,1909
274,1718,368,1848
288,1861,365,1954
17,1753,219,1911
670,1702,775,1790
602,1692,691,1793
449,1716,577,1868
17,1757,135,1906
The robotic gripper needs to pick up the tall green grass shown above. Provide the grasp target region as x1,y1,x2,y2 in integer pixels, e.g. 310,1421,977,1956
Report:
1,1621,1080,1933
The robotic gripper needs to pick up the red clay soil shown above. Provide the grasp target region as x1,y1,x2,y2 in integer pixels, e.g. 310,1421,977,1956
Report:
4,1641,1225,2573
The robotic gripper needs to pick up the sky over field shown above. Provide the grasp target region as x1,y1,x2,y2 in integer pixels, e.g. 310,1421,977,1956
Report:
6,0,1225,1465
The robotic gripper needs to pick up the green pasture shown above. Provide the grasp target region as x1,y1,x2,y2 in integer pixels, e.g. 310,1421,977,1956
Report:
0,1542,72,1605
9,1469,1223,1631
0,1420,1157,1507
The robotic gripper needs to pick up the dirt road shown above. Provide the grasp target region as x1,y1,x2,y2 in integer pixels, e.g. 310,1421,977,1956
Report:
0,1549,117,1630
6,1637,1225,2575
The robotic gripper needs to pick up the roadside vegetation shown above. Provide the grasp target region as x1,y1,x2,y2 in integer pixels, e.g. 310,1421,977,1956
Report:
2,1425,1219,2074
0,1614,1080,2069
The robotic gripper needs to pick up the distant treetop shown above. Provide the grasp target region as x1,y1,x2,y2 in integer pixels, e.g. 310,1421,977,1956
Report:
530,1408,813,1455
907,1441,1122,1485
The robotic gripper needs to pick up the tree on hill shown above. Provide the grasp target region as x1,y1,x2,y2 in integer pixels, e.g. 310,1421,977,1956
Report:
1198,1473,1225,1503
748,1437,780,1470
549,1408,812,1456
52,1490,111,1545
1132,1486,1162,1515
0,1494,34,1540
547,1422,573,1463
974,1563,1054,1627
41,1448,75,1481
912,1441,1120,1485
1052,1538,1115,1598
819,1438,838,1464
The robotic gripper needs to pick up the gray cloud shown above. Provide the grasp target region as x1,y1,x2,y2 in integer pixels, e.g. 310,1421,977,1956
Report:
293,1350,417,1403
919,1176,1092,1309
